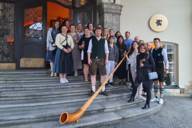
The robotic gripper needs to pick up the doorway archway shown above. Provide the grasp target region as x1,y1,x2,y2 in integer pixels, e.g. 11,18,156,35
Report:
47,1,72,28
14,0,97,69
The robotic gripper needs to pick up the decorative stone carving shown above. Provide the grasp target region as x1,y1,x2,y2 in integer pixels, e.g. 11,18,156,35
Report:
98,2,122,31
0,2,15,62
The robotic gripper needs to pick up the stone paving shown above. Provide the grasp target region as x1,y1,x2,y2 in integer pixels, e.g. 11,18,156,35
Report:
100,96,192,128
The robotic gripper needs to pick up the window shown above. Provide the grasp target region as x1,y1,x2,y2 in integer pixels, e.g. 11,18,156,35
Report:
24,6,43,40
55,0,88,8
164,42,178,87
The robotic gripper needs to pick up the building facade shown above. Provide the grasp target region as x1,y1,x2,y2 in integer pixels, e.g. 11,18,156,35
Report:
0,0,191,89
119,0,192,89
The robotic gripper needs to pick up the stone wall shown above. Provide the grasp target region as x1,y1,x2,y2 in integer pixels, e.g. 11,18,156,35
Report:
97,1,122,31
0,2,15,62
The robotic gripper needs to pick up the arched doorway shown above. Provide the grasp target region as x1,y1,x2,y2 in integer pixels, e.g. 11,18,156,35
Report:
47,1,72,27
15,0,96,69
47,0,96,26
47,1,72,28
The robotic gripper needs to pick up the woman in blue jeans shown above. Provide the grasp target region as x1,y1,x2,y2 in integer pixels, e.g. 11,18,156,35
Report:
135,43,155,109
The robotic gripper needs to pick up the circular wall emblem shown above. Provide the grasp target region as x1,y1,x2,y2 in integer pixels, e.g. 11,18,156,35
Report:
149,14,168,32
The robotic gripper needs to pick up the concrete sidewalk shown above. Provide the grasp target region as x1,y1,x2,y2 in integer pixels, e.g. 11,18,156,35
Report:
103,96,192,128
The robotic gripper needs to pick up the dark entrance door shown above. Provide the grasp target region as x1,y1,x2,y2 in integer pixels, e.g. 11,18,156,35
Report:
14,0,96,69
15,0,46,68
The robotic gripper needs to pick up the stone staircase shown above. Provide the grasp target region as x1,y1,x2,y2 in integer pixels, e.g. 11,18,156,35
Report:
0,70,162,128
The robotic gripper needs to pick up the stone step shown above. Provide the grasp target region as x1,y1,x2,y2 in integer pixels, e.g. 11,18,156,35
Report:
0,72,79,77
61,102,162,128
0,86,128,101
0,80,90,88
0,96,144,126
1,101,162,128
0,80,127,92
0,96,142,118
0,75,84,80
0,85,126,96
0,70,82,77
0,73,49,77
0,84,88,92
0,77,58,81
0,91,130,109
0,89,128,105
0,70,162,128
0,70,48,75
0,83,89,93
0,93,131,113
0,77,84,84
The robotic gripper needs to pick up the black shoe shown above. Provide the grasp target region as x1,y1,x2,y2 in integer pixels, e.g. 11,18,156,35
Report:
122,81,127,85
142,93,147,97
89,90,95,96
100,91,108,96
119,81,122,85
107,83,113,87
142,104,150,109
128,97,135,103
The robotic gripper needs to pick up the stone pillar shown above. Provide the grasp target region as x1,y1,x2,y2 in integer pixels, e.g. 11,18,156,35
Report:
98,1,122,31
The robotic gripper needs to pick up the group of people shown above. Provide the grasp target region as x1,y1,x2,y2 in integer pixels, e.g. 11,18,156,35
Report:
126,38,169,109
46,20,169,109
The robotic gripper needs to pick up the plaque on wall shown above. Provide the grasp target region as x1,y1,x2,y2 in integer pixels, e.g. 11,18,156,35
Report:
149,14,168,32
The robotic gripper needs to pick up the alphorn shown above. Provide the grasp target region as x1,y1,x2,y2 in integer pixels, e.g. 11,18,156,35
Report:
59,50,130,124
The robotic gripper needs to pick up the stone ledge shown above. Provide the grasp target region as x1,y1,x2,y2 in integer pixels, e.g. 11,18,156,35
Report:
185,82,192,96
20,58,45,68
164,88,192,97
0,63,16,70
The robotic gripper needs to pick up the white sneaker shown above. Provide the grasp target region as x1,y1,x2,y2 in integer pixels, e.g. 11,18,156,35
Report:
50,72,54,77
60,78,67,84
139,96,146,100
65,79,69,83
159,98,164,104
74,71,78,77
151,97,159,102
60,79,63,83
54,73,57,77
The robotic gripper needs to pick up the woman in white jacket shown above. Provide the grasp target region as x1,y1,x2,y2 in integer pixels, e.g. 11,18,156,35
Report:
127,41,142,102
46,21,60,77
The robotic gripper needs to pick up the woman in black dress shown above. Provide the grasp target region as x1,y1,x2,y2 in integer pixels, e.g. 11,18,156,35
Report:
116,35,127,85
78,27,92,81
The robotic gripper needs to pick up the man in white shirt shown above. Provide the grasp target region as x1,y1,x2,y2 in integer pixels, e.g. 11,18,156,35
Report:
152,38,169,104
87,26,109,96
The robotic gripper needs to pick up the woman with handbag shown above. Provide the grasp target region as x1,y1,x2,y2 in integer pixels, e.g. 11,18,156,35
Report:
54,25,74,84
135,43,155,109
